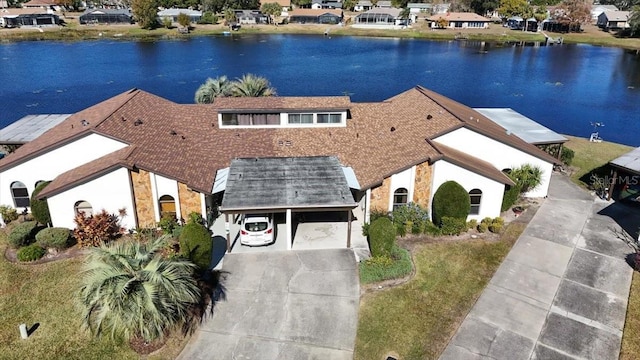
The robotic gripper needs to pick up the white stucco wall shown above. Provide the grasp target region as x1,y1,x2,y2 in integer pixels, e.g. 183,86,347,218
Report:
388,166,416,212
430,160,505,221
0,133,128,209
48,167,136,230
433,127,554,198
151,172,180,222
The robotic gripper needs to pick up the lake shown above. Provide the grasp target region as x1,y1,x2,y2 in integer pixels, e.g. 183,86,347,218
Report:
0,34,639,145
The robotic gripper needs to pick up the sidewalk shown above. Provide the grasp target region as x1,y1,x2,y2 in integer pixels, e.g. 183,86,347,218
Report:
440,173,638,360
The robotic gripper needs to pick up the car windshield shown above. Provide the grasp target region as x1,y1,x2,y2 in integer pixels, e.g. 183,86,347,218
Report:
245,221,268,232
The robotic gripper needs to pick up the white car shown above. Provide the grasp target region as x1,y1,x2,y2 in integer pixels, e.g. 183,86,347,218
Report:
240,214,274,246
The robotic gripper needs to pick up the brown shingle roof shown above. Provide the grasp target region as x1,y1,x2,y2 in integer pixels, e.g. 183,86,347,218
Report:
430,140,515,185
0,89,137,172
5,85,558,197
213,96,350,112
37,146,136,199
415,86,560,165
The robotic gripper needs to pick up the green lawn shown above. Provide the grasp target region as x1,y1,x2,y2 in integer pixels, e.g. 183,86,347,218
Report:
563,135,633,188
621,271,640,360
0,233,189,360
359,245,413,284
355,223,525,360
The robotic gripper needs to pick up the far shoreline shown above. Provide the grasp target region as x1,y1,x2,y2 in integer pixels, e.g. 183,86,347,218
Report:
1,18,640,51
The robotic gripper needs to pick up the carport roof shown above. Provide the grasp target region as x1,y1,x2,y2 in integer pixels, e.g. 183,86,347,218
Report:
220,156,357,212
610,147,640,175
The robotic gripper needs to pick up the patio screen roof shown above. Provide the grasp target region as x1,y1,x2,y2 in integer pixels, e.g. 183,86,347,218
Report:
0,114,71,145
474,108,567,145
220,156,357,212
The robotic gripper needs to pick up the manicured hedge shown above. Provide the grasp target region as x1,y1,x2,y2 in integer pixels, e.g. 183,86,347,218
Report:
30,181,52,226
179,222,212,270
432,181,470,226
440,217,467,236
36,227,72,250
8,221,39,248
17,244,46,262
369,217,396,258
501,183,521,212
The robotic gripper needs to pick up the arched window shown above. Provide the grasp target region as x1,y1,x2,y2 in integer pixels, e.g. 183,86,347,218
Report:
10,181,30,208
159,195,176,219
393,188,408,210
74,200,93,217
469,189,482,215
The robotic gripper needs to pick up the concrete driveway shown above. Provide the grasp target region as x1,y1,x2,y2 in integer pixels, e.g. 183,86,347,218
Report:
441,173,640,360
178,249,359,360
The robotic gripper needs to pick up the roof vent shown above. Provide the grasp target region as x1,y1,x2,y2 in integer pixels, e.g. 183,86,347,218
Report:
81,119,89,126
285,140,292,146
134,119,143,126
170,130,177,136
181,135,186,140
427,114,433,120
121,116,126,122
390,127,396,132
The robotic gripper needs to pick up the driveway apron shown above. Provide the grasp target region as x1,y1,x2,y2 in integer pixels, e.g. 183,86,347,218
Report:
441,173,638,360
178,248,359,360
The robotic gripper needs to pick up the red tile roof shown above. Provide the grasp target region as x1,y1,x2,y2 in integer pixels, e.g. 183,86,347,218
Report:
2,86,558,197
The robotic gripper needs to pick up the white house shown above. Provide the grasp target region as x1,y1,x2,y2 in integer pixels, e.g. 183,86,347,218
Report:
157,9,202,23
428,12,491,29
0,86,558,234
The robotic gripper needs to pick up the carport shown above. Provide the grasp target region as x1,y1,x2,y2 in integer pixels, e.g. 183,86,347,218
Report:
217,156,358,252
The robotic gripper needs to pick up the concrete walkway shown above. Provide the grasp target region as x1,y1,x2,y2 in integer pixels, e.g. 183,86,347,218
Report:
441,173,639,360
178,249,359,360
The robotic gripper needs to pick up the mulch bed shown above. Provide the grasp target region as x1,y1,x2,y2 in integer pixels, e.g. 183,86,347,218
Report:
4,246,88,264
129,335,168,355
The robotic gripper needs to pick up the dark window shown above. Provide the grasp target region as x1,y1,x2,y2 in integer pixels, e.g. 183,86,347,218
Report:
159,195,176,219
288,113,313,124
317,113,342,124
11,181,30,208
393,188,409,210
469,189,482,215
222,113,280,126
74,200,93,217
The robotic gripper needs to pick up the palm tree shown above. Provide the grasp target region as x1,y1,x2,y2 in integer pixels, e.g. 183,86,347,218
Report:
232,73,277,97
224,8,236,25
194,76,233,104
79,235,201,342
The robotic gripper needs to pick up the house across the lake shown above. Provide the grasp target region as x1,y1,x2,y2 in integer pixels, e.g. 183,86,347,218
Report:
157,9,202,24
428,12,491,29
0,86,558,251
597,10,630,30
79,9,134,25
288,8,342,24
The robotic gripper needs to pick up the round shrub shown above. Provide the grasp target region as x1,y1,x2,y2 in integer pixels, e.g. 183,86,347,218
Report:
432,181,470,226
179,222,212,270
8,221,39,248
30,181,51,226
17,244,46,262
440,217,467,235
36,227,72,250
369,217,396,258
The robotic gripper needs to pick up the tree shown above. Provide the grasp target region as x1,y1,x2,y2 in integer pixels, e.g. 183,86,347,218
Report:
30,181,51,226
261,2,282,24
224,8,237,25
202,0,227,13
399,7,411,21
498,0,529,18
507,164,543,194
195,76,233,104
342,0,356,11
629,5,640,36
131,0,159,29
232,74,277,97
79,236,201,342
469,0,499,15
292,0,311,7
177,12,191,28
534,5,548,23
554,0,591,28
392,0,409,8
